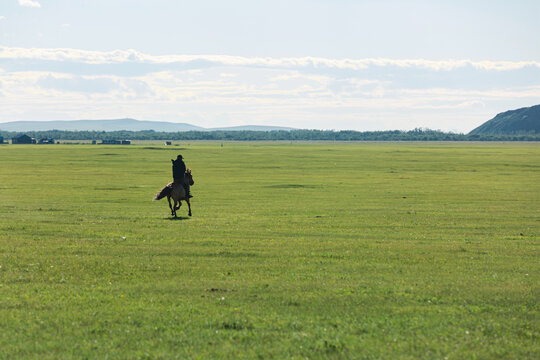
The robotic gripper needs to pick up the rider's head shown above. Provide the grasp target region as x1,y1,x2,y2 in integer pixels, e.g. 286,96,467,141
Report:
177,154,183,160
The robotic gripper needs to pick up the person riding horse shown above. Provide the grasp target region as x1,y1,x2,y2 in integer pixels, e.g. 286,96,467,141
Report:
171,154,192,198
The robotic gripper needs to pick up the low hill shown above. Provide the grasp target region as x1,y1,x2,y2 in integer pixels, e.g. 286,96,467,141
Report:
0,119,295,132
469,104,540,135
0,119,204,132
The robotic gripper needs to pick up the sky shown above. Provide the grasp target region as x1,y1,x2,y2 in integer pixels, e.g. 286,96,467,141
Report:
0,0,539,132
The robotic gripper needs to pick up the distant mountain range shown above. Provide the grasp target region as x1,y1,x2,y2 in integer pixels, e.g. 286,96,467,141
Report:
2,106,538,135
469,104,540,135
0,118,296,132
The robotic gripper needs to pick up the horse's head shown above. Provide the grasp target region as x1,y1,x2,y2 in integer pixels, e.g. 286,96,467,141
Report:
186,168,194,185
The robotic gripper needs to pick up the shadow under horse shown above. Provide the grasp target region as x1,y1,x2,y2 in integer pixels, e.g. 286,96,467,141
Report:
153,169,194,217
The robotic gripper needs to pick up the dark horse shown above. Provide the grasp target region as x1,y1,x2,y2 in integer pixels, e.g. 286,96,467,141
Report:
153,169,194,217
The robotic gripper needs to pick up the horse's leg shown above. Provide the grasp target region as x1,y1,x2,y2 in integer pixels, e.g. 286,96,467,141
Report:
167,196,174,216
173,200,180,217
186,199,192,217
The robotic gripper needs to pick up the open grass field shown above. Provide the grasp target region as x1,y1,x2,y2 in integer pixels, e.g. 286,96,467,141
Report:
0,142,538,359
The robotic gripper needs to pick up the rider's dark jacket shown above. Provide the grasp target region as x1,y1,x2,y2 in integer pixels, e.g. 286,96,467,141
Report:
172,159,186,182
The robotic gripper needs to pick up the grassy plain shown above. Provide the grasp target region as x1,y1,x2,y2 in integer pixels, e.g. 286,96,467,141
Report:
0,142,538,359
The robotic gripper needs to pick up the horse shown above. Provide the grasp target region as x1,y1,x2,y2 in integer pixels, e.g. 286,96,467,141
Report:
153,169,194,217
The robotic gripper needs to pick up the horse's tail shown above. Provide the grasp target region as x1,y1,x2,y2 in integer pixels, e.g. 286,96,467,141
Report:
153,184,172,201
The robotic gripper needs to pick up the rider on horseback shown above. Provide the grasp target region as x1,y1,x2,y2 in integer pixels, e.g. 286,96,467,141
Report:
172,154,193,198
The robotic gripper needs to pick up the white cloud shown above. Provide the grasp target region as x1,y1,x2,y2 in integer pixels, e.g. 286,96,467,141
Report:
397,87,540,99
0,46,538,131
61,24,71,28
18,0,41,8
0,46,539,71
37,74,119,94
0,16,6,20
269,71,331,83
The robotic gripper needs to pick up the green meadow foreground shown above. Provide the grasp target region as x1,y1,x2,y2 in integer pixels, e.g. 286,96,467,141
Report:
0,143,538,359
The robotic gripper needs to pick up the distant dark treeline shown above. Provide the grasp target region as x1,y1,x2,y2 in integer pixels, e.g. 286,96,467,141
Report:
1,129,539,141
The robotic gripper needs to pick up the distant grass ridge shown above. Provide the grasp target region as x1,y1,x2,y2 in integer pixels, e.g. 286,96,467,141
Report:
469,104,540,135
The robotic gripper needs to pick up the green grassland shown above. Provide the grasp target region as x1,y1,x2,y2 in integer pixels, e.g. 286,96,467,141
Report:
0,142,538,359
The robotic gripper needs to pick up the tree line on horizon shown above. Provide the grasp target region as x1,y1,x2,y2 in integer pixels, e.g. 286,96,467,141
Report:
1,128,539,142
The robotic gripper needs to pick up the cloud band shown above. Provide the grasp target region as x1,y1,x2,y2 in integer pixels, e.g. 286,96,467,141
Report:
1,46,539,71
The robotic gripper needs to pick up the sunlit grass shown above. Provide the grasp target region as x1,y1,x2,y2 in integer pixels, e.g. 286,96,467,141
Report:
0,142,538,359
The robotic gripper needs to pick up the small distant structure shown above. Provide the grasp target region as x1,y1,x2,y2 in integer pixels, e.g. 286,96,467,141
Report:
91,140,97,145
0,136,5,144
12,134,35,144
100,139,131,145
165,141,172,146
37,138,55,144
